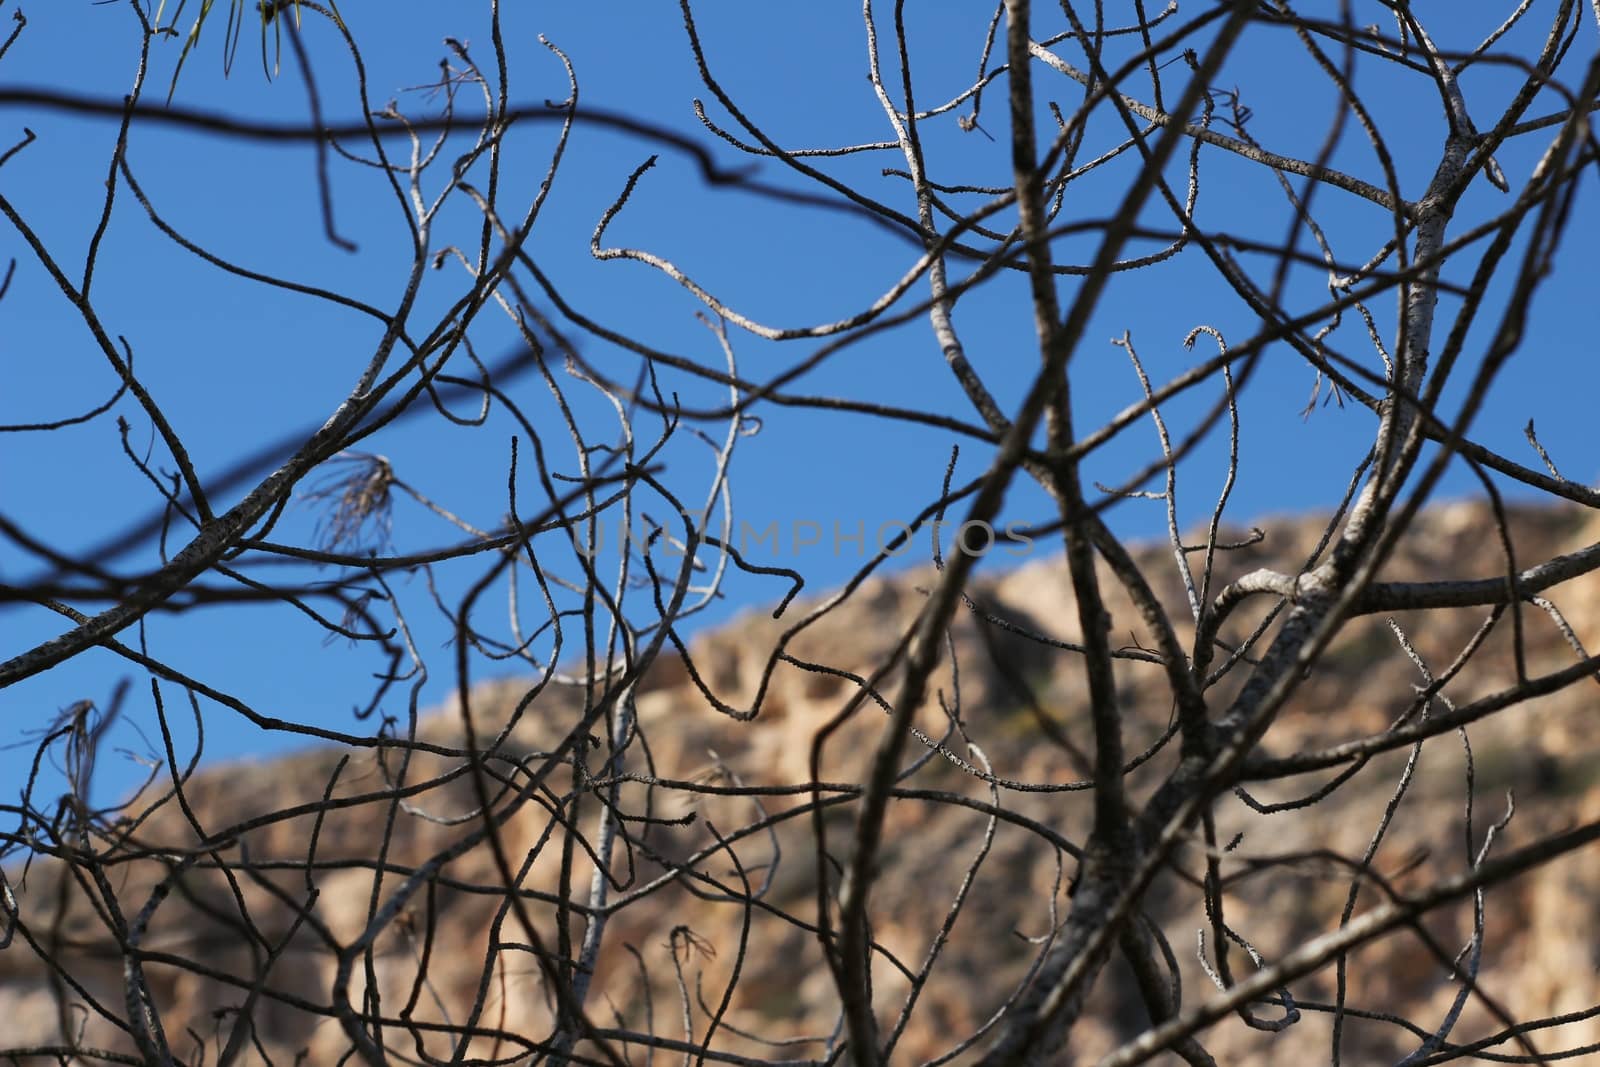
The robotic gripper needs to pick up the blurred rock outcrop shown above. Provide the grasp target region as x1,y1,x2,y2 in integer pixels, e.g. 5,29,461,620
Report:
5,501,1600,1065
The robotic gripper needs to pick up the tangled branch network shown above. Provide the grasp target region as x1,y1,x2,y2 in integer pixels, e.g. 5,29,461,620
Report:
4,2,1600,1065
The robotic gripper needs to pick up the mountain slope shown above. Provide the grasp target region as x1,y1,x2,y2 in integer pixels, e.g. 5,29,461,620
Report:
5,500,1600,1065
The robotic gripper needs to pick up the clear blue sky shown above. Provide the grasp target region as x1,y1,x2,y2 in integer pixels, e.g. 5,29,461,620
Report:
3,3,1595,804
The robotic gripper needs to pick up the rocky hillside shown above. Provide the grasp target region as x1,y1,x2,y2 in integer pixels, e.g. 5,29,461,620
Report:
5,500,1600,1065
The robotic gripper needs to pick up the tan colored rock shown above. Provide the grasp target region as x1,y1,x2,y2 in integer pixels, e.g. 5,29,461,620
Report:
6,502,1600,1065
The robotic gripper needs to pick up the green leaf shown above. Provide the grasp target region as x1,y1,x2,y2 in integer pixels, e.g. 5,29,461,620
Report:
157,0,340,100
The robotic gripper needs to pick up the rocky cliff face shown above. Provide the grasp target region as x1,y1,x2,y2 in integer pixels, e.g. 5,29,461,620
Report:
5,501,1600,1065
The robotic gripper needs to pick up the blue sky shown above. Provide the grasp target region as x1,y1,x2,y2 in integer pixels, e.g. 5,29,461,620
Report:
2,3,1596,805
